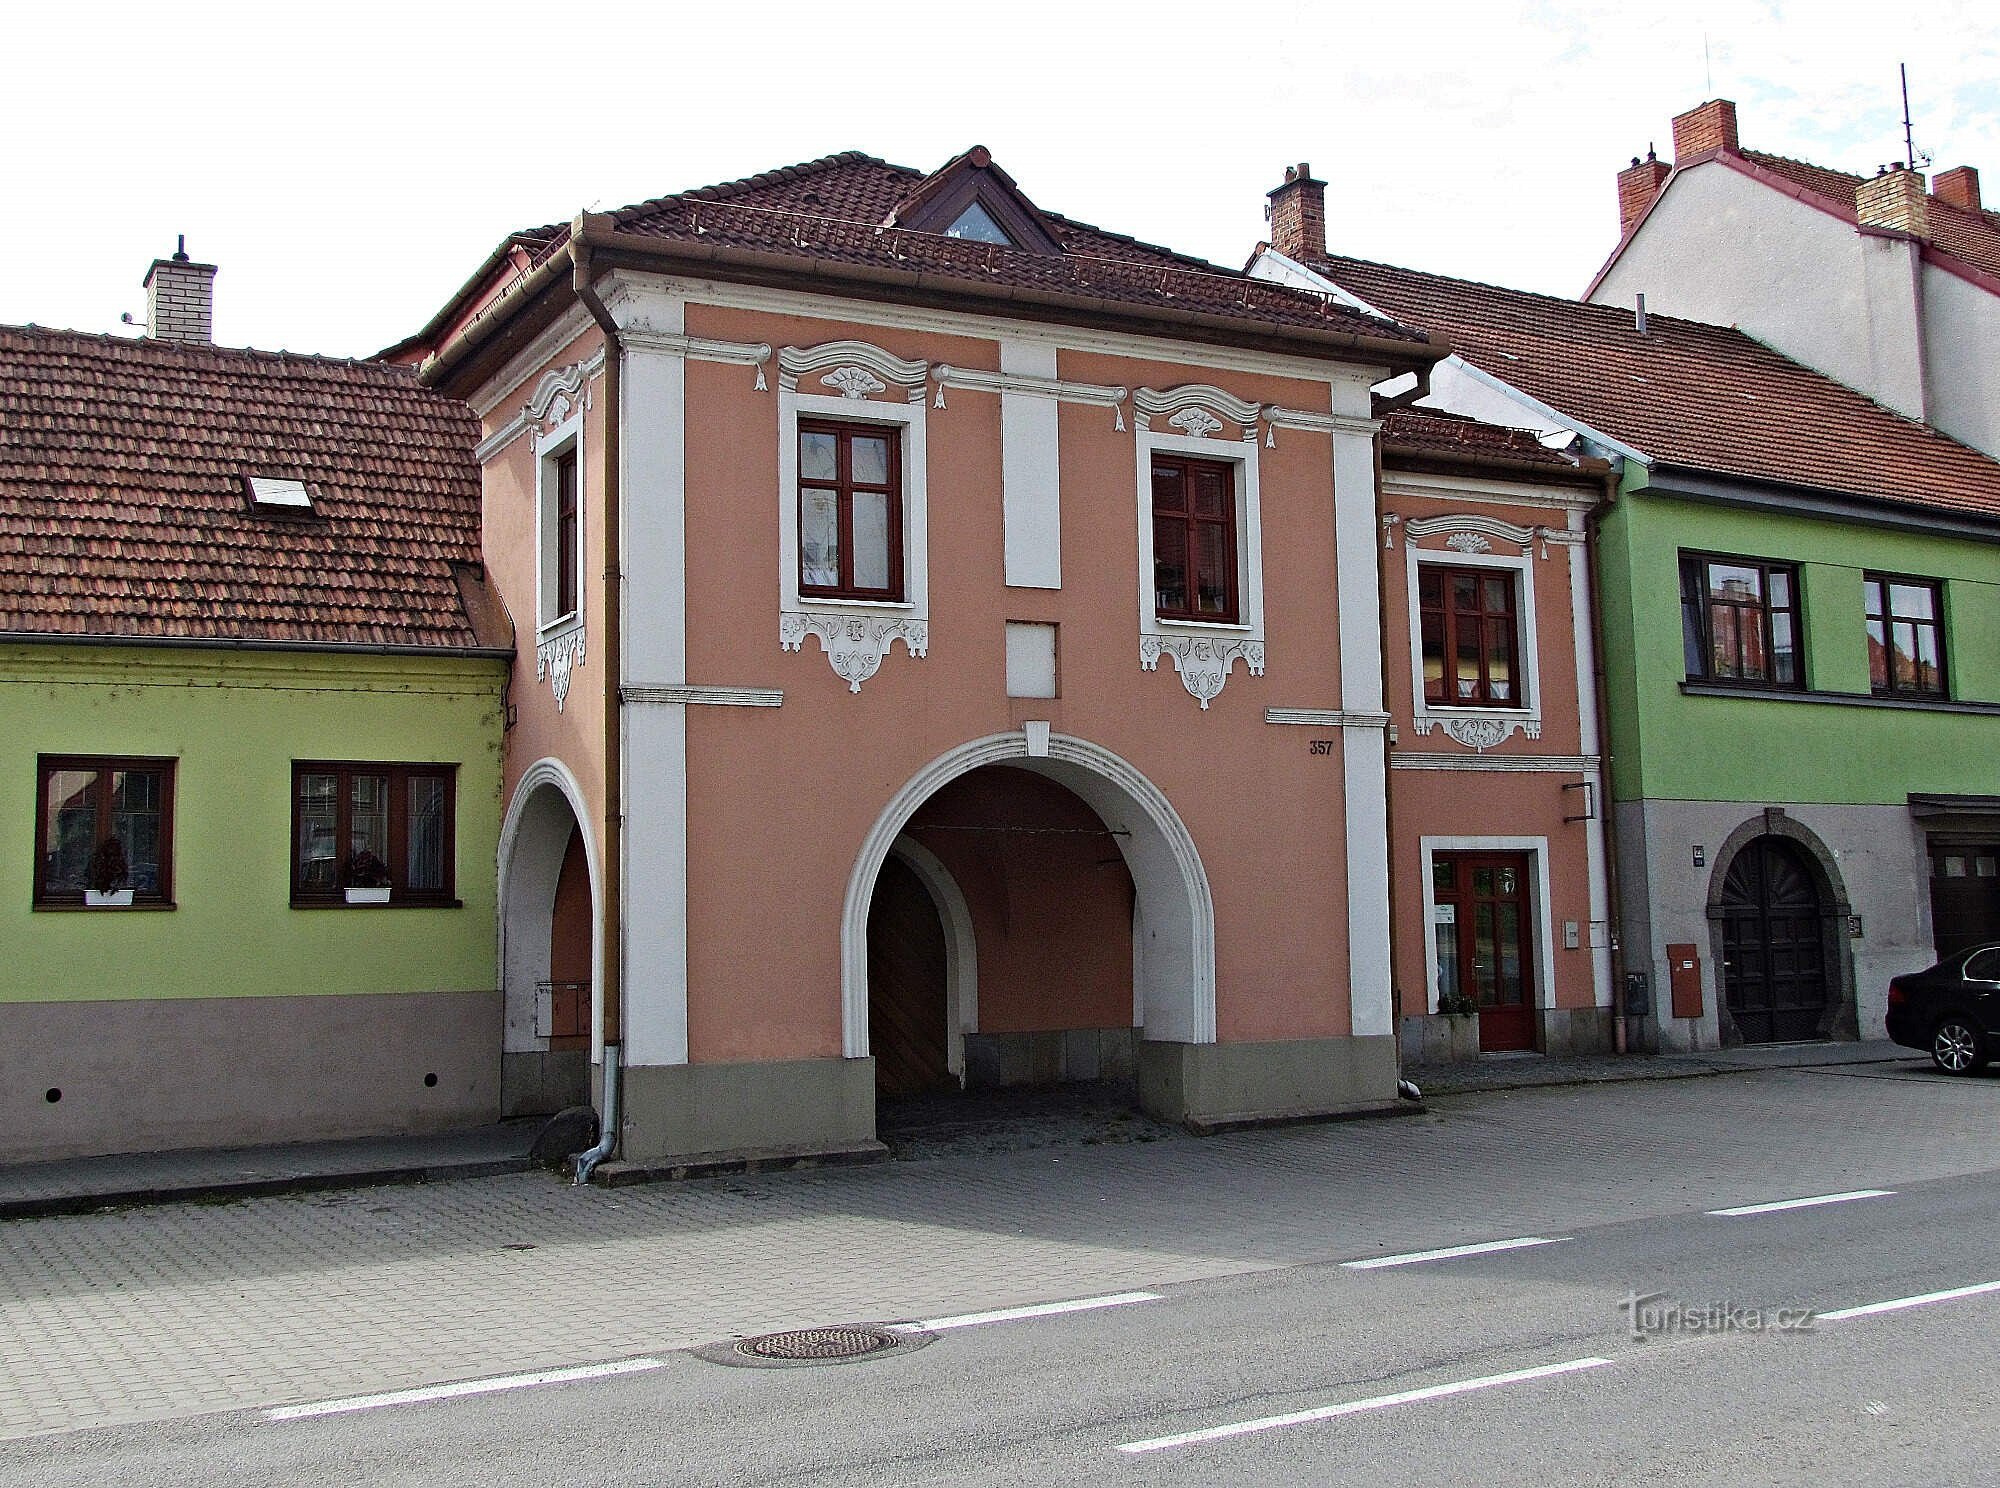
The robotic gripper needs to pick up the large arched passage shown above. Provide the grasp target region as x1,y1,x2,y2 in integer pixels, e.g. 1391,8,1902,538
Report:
843,732,1215,1079
1706,813,1858,1045
497,759,601,1115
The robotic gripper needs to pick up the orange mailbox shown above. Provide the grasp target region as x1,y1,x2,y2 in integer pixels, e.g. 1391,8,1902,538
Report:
1666,943,1703,1020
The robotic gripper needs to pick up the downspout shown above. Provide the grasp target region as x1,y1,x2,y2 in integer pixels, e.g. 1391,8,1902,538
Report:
1374,428,1414,1094
569,227,625,1184
1584,466,1630,1055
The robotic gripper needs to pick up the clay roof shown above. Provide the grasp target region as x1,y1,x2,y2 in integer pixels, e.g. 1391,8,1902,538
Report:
1739,149,2000,279
0,326,501,649
1739,149,1866,206
470,151,1431,356
1312,254,2000,521
1379,406,1594,475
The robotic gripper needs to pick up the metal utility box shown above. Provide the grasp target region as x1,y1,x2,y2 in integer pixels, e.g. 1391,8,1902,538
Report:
1666,943,1704,1020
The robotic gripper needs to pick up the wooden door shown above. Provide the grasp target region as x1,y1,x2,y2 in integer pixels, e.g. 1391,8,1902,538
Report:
1434,853,1537,1052
547,826,591,1051
1929,844,2000,960
1720,837,1828,1043
867,855,952,1097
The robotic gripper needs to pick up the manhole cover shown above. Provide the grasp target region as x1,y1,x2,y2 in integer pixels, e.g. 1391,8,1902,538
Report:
736,1326,898,1362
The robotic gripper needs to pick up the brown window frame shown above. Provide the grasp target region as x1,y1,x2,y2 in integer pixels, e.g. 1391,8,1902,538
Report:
290,761,459,907
1680,551,1804,689
1150,453,1240,623
797,419,905,602
33,755,177,908
1863,571,1947,698
1419,563,1526,709
554,447,580,622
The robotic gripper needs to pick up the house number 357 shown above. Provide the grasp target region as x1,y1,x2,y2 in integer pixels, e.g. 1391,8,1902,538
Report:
1307,739,1336,756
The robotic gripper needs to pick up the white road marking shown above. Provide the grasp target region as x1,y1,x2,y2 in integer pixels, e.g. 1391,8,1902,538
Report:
1341,1236,1569,1270
1708,1189,1894,1217
1820,1279,2000,1321
889,1290,1162,1333
1113,1356,1613,1454
264,1357,666,1421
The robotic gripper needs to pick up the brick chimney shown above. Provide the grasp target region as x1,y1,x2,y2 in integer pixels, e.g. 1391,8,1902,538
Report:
1266,162,1327,262
1617,148,1672,234
141,237,217,344
1934,165,1982,211
1856,163,1930,237
1670,99,1739,161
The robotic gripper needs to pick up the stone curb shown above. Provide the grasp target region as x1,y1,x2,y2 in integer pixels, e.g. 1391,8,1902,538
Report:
0,1156,536,1223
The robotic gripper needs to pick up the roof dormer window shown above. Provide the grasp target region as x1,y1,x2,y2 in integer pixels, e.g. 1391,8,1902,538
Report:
945,202,1013,245
245,476,314,515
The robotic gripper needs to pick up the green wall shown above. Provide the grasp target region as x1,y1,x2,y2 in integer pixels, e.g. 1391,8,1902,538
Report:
2,645,506,1004
1598,477,2000,807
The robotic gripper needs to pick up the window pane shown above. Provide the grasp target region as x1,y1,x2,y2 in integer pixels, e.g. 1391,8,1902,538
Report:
43,769,98,893
1153,518,1187,613
1194,523,1230,615
1484,576,1509,612
1892,621,1918,690
1863,579,1885,621
1151,462,1185,513
852,491,891,592
945,201,1012,244
408,776,447,893
799,431,837,482
851,435,891,486
1486,620,1514,702
349,774,389,865
1452,573,1477,608
1709,604,1742,679
110,770,162,894
1422,612,1446,701
800,489,840,589
1769,612,1795,684
1867,618,1888,689
1420,569,1442,606
1192,468,1228,518
1432,859,1455,896
1707,563,1761,604
1683,597,1705,677
1766,568,1790,607
1494,903,1525,1003
1891,582,1934,620
298,772,339,892
1455,618,1482,699
1914,627,1942,692
1434,917,1460,1006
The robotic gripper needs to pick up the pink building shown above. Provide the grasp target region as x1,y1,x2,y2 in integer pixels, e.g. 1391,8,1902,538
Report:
396,148,1457,1167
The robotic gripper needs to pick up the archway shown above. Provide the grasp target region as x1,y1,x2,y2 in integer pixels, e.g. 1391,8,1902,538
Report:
497,759,601,1114
843,732,1214,1074
1706,814,1857,1045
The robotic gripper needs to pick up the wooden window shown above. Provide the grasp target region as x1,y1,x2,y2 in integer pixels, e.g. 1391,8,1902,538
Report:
554,448,579,621
1864,573,1946,697
1680,553,1802,687
1419,565,1523,707
798,420,903,601
34,756,175,906
292,762,457,906
1151,454,1239,622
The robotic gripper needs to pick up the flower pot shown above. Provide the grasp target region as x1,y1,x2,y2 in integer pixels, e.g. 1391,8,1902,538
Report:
344,886,392,905
84,889,135,907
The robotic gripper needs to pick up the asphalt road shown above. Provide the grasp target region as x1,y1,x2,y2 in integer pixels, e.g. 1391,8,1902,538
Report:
7,1121,1997,1484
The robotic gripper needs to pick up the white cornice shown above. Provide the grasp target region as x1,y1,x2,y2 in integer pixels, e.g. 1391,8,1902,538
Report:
621,685,783,707
1133,383,1265,434
1390,752,1600,773
1262,405,1381,440
932,363,1127,415
1384,469,1598,511
621,330,773,390
1390,511,1589,557
779,340,930,402
469,305,596,420
1265,708,1393,727
476,349,606,464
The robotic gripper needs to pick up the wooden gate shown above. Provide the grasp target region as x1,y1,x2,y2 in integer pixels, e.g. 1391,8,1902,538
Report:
1720,836,1829,1043
867,855,952,1096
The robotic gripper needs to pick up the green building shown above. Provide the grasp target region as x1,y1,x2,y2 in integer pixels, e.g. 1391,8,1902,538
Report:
1255,234,2000,1053
1,291,510,1160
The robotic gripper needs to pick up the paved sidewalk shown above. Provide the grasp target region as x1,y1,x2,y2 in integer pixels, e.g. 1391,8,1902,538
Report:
0,1122,540,1220
1404,1037,1913,1095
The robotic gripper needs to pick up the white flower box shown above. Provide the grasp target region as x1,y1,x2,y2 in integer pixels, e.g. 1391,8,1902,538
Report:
344,886,392,905
83,889,135,907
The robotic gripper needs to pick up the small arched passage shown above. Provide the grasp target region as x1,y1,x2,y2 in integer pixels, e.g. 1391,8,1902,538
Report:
1705,812,1858,1045
497,758,602,1114
842,731,1215,1065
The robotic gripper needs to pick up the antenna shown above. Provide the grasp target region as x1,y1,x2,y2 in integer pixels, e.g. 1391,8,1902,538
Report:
1900,63,1933,171
1704,32,1712,95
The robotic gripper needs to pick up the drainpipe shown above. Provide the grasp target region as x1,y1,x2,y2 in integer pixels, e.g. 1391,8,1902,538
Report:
1584,467,1630,1054
1373,427,1408,1076
569,223,625,1177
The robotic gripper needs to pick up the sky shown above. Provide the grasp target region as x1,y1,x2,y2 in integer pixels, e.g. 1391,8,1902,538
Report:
4,0,1999,360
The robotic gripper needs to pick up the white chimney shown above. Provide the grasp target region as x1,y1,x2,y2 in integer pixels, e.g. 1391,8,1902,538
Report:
141,236,217,344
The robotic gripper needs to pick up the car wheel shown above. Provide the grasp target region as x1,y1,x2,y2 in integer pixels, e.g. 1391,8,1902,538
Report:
1930,1016,1987,1075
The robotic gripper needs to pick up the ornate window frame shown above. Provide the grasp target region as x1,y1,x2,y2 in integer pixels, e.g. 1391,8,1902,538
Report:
1402,517,1543,750
1131,386,1266,709
777,341,931,692
533,405,587,713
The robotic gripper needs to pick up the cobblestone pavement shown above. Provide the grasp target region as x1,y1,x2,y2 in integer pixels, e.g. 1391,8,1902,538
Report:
2,1063,1995,1442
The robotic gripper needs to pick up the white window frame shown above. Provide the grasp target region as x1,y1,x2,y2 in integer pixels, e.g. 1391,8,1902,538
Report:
1134,427,1266,653
1418,835,1557,1018
780,402,924,612
534,411,585,637
1406,540,1541,739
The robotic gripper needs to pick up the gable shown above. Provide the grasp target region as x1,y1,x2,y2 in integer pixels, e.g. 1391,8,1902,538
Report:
884,146,1066,255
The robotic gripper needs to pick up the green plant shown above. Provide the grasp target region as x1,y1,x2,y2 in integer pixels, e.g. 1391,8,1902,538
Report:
1437,991,1479,1018
342,849,392,889
87,836,129,896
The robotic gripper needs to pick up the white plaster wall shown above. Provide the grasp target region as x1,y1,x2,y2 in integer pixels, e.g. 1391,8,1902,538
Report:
1921,261,2000,459
1857,233,1929,420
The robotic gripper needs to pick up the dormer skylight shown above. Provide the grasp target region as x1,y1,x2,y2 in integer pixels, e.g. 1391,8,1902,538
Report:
945,202,1013,245
246,476,314,514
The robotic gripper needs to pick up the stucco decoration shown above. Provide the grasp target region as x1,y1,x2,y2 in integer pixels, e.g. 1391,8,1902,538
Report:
478,351,606,464
779,340,930,404
1402,513,1584,559
780,611,929,693
536,624,587,712
1410,714,1543,750
930,364,1128,427
1140,634,1265,709
1133,383,1263,441
1444,532,1493,554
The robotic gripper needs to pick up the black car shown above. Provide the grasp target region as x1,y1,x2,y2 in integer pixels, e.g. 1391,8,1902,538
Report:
1887,944,2000,1073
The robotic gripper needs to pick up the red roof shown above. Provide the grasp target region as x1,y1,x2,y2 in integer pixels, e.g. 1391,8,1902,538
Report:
1380,407,1596,476
0,327,500,649
1311,254,2000,521
1741,149,2000,279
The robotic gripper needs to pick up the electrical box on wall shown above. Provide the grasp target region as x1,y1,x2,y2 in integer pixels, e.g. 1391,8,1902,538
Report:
1666,943,1703,1020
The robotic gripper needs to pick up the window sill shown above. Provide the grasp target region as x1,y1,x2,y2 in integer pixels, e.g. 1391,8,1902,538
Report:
537,613,583,640
1153,617,1253,632
290,898,465,911
32,900,176,913
1680,681,2000,716
794,595,916,611
1420,704,1535,718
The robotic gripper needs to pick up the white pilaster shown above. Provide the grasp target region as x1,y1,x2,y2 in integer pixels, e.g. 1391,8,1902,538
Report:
1568,507,1614,1008
1000,339,1062,588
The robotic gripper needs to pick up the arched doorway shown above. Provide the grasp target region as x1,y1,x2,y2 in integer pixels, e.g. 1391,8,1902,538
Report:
1718,835,1830,1043
844,732,1213,1108
867,855,953,1096
497,760,600,1115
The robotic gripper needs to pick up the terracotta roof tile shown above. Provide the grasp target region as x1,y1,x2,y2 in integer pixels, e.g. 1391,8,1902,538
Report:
1314,254,2000,521
0,326,495,648
1739,149,2000,279
1380,406,1587,472
1740,149,1866,206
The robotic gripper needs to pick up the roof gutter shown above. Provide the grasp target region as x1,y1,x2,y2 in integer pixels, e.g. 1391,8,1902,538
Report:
569,222,626,1150
0,631,512,661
